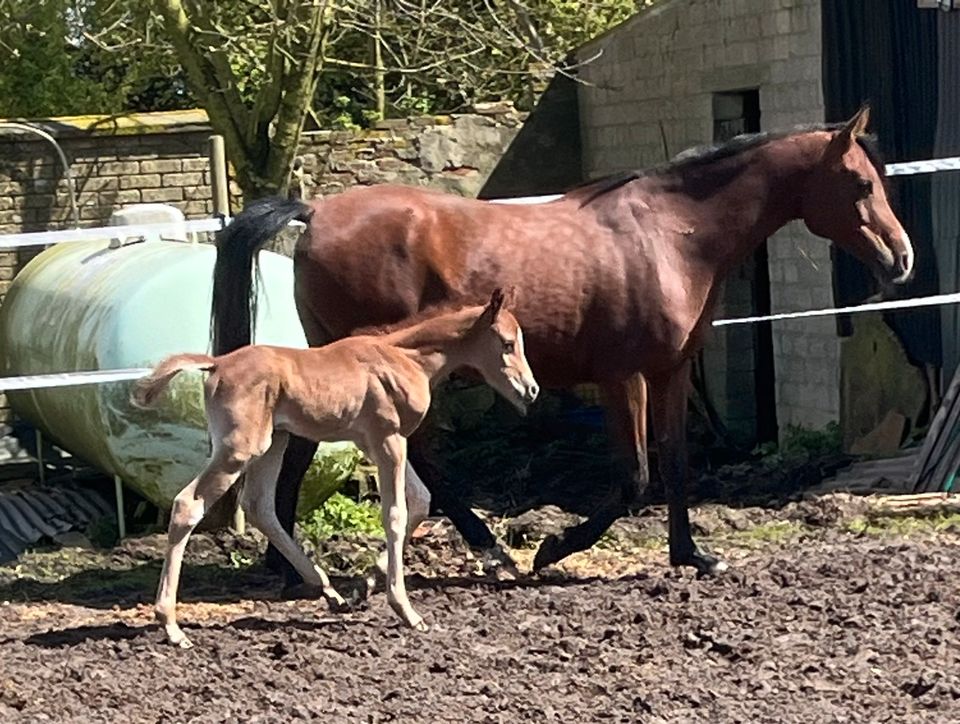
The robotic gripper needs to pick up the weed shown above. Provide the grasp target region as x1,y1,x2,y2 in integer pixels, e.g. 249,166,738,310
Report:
299,493,384,544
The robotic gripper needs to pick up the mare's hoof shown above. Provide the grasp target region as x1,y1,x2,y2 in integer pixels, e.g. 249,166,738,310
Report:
532,534,562,573
409,617,429,633
673,551,729,577
481,545,522,580
281,582,325,601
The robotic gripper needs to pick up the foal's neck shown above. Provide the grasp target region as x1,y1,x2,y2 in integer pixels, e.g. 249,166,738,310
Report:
382,310,478,384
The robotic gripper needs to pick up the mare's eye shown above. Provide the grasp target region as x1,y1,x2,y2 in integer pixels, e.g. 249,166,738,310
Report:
503,340,515,354
857,177,873,196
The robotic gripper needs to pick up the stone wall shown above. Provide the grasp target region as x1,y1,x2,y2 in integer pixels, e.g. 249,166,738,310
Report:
574,0,837,434
295,103,529,200
0,105,541,422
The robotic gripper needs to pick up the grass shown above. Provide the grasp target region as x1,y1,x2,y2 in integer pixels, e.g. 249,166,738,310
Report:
845,511,960,537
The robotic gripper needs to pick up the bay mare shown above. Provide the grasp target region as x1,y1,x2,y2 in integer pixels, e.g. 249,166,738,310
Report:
211,107,913,588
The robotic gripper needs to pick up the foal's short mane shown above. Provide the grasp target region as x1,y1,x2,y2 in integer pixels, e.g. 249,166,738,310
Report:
351,298,483,338
565,123,885,206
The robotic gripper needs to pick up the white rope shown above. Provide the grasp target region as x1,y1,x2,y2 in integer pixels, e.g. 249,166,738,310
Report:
713,292,960,327
886,156,960,176
0,368,152,393
0,218,226,249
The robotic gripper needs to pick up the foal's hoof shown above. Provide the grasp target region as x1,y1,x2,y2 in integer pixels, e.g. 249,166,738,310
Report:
164,626,193,650
408,617,429,633
532,534,562,573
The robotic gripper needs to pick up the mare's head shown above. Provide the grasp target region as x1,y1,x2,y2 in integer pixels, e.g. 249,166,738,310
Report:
800,106,913,284
462,288,539,414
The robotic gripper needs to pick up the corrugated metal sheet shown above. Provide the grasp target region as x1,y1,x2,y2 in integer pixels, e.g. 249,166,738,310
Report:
0,483,113,564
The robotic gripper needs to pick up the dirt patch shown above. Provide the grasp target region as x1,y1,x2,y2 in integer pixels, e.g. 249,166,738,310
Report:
1,500,959,723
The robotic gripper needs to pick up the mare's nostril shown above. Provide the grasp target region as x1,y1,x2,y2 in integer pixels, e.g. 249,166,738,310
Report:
899,253,911,272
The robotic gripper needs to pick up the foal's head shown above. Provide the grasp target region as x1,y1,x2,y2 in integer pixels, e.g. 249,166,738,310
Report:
462,288,539,414
799,106,913,284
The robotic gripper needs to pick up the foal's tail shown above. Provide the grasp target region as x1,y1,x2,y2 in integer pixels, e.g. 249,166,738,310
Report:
211,197,314,356
131,354,217,408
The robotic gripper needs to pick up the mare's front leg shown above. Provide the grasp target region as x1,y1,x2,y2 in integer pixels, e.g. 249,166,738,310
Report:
156,449,246,648
268,433,319,594
533,374,648,571
649,361,727,576
372,434,426,631
408,430,519,578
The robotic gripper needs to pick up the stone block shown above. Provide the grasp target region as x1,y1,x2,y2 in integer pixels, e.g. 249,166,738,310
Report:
181,158,209,172
95,161,141,175
162,172,204,187
141,187,185,203
119,174,162,190
139,159,183,174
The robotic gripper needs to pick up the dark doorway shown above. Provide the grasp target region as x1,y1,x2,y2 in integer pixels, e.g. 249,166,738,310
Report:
711,89,778,444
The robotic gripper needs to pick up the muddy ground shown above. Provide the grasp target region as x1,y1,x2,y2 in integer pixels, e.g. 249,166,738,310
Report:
1,495,959,723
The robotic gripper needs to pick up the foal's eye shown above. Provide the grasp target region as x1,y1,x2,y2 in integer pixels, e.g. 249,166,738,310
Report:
503,340,515,354
856,178,873,196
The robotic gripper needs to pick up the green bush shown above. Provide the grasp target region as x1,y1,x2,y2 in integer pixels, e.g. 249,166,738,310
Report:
299,493,384,543
753,422,842,464
295,443,364,519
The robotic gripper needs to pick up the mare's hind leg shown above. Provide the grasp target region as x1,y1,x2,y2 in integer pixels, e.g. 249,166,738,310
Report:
533,374,648,571
156,449,246,648
243,432,345,607
267,434,319,592
408,430,519,579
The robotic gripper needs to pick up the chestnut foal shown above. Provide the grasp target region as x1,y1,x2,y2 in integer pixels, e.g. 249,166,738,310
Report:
133,289,538,648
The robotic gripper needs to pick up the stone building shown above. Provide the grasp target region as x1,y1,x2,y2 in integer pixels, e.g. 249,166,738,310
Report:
568,0,960,447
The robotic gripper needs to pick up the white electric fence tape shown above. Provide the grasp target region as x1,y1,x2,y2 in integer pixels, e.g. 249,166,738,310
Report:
0,217,227,249
0,155,958,391
712,291,960,327
0,368,153,393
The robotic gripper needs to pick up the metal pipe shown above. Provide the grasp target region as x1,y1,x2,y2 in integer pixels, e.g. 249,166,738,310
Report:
114,475,127,539
0,122,80,230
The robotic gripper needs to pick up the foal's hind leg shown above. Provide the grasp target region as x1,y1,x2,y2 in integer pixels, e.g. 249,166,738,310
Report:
156,450,246,648
242,432,345,607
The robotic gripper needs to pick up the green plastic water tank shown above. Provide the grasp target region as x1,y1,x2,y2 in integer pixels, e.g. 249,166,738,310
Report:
0,236,355,508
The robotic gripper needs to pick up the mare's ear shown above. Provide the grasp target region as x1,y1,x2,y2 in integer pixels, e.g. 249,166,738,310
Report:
825,104,870,162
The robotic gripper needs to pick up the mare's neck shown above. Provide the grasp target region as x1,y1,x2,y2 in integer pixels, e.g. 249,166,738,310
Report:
649,133,827,271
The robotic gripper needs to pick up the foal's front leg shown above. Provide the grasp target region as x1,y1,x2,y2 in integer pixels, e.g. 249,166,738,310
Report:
372,434,426,631
371,460,431,587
